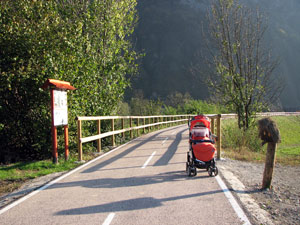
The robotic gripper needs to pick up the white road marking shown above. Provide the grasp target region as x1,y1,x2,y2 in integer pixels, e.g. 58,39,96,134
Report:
102,213,115,225
162,137,169,145
0,139,136,215
0,125,187,215
215,175,251,225
141,151,156,169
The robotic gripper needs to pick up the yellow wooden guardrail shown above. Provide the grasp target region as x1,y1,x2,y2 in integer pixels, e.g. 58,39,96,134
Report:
76,112,300,161
76,115,192,161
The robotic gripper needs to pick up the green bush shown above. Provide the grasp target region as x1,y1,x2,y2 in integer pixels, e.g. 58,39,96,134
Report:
0,0,140,163
182,100,226,114
222,119,262,152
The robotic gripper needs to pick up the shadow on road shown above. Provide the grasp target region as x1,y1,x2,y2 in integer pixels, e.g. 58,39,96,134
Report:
48,170,209,190
55,188,224,215
153,129,186,167
81,129,178,174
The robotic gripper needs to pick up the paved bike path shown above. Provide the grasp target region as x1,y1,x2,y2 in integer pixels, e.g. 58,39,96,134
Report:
0,125,250,225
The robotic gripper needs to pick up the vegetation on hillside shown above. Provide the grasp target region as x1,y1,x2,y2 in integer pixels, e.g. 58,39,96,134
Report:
118,91,228,116
130,0,300,111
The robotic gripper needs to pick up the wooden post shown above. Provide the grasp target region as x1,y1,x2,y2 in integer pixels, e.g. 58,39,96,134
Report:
64,125,69,161
211,118,215,134
122,118,125,138
258,117,280,189
159,117,162,129
143,118,146,133
111,119,115,147
262,142,277,189
51,126,58,164
97,120,101,153
130,117,133,138
137,118,140,136
217,114,221,160
77,119,82,161
50,89,58,164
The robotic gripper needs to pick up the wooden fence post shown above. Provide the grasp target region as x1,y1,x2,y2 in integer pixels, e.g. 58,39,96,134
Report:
122,118,125,139
130,117,133,138
160,117,162,129
143,118,146,133
211,118,215,134
97,119,101,153
137,118,140,136
217,114,221,160
148,117,151,132
77,119,83,161
111,119,115,147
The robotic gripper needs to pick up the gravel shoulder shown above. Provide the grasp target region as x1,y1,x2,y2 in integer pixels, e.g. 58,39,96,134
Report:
217,158,300,225
1,159,299,225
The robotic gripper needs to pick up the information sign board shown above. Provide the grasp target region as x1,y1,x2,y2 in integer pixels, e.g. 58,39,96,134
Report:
53,90,68,126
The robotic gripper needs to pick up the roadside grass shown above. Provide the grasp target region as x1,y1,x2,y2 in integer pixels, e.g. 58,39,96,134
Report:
0,156,84,196
222,116,300,165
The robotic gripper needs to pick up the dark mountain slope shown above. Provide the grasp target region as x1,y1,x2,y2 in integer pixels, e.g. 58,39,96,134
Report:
130,0,300,110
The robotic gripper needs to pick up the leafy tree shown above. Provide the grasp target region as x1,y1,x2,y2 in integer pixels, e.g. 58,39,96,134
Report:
129,91,163,116
205,0,282,130
0,0,140,163
182,100,224,115
165,92,192,108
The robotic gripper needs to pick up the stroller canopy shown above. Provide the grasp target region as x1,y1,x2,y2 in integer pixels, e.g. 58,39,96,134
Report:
189,115,210,131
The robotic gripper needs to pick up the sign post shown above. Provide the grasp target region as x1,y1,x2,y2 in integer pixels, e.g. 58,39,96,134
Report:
42,79,76,163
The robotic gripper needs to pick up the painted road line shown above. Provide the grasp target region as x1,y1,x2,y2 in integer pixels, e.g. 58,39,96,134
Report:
162,137,169,145
102,213,115,225
0,138,138,215
215,175,251,225
141,151,156,169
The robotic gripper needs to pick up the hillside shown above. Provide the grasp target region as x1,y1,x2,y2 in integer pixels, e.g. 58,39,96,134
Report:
130,0,300,110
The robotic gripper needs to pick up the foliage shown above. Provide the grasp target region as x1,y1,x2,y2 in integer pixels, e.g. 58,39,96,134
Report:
222,116,300,165
128,90,226,116
0,0,140,163
182,100,225,115
163,106,178,115
129,97,163,116
222,119,262,153
165,92,192,108
206,0,282,130
116,102,131,116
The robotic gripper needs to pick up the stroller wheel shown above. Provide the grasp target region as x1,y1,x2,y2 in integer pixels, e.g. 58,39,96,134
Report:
208,166,218,177
187,165,192,176
191,167,197,177
214,167,219,176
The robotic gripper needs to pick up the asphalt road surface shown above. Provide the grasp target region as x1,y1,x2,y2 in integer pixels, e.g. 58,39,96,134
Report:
0,125,251,225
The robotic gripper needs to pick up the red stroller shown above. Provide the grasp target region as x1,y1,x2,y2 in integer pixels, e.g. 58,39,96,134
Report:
186,115,218,177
